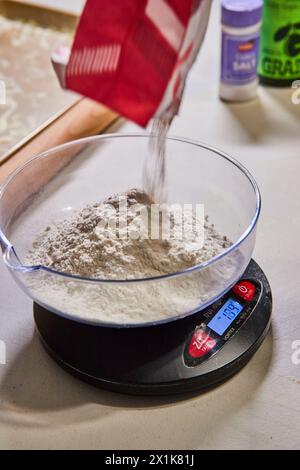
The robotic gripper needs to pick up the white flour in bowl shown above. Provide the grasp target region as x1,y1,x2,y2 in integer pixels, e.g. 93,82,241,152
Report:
25,189,241,325
27,189,230,279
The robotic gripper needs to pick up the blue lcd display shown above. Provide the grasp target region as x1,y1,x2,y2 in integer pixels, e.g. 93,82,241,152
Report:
207,298,243,336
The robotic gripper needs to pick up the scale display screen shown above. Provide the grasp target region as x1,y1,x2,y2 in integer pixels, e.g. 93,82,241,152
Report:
207,298,243,336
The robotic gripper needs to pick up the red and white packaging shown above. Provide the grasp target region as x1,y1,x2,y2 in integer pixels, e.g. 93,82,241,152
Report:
52,0,212,126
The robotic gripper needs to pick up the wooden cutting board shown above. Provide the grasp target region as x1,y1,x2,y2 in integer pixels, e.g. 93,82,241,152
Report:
0,98,119,184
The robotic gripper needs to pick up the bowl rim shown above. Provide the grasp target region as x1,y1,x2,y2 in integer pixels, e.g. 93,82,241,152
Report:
0,132,261,284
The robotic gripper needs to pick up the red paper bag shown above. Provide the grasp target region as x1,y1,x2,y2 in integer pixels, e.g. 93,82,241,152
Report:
52,0,212,126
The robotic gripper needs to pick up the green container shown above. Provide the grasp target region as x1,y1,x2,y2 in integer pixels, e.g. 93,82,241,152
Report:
258,0,300,86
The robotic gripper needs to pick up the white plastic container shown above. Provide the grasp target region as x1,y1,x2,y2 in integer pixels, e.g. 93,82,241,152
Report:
220,0,263,102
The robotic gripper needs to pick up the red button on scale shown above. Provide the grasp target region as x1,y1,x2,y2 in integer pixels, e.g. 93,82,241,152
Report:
188,329,216,358
233,281,255,301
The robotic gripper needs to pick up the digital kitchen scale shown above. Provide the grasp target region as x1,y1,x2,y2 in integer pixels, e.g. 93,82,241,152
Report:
33,259,272,395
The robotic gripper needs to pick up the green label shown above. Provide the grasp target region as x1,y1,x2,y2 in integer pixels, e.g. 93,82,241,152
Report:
258,0,300,81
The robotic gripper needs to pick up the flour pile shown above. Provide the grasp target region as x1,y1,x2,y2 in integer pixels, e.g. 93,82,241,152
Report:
27,189,230,279
25,189,241,324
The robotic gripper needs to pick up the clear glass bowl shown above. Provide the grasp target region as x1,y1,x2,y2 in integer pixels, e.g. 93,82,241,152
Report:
0,134,260,327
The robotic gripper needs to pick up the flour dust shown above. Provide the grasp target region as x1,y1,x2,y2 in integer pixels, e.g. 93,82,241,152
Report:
143,116,172,203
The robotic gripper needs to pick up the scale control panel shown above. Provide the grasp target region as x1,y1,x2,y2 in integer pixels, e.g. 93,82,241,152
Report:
184,279,262,367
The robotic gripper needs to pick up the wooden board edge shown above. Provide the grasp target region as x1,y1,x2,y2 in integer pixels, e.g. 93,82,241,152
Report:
0,98,119,184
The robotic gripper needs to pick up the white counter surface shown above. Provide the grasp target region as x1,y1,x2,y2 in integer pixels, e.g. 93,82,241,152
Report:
0,1,299,450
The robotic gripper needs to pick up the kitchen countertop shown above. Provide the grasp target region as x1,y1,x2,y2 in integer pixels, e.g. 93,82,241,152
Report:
0,0,299,450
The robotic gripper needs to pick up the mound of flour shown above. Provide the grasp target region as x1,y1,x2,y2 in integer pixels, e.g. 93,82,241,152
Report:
27,189,230,278
25,189,240,324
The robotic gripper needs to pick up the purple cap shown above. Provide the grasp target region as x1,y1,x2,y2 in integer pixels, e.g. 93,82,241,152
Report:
222,0,263,28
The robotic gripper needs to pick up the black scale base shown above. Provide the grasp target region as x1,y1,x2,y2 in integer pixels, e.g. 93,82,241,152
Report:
34,260,272,396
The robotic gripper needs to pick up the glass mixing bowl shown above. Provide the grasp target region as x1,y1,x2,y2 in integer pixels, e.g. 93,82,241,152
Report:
0,134,260,327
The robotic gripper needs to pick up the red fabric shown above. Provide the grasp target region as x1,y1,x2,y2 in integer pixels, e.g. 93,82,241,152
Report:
66,0,195,126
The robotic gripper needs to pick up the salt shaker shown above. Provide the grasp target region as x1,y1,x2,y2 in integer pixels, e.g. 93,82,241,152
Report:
220,0,263,102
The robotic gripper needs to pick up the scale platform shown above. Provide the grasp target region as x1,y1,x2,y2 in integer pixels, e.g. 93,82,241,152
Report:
34,260,272,395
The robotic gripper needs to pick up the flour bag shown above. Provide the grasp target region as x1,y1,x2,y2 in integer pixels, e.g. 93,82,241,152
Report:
52,0,212,126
